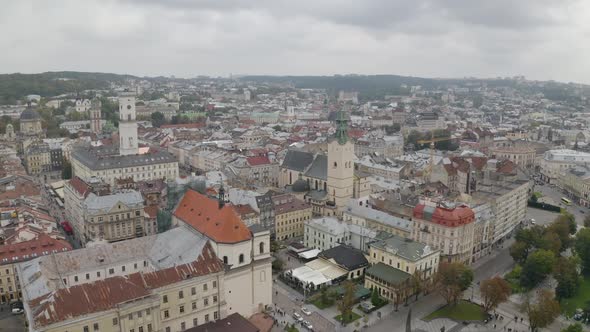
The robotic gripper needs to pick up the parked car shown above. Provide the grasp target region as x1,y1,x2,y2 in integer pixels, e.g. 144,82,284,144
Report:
303,320,313,330
293,312,303,322
301,307,312,316
11,308,24,315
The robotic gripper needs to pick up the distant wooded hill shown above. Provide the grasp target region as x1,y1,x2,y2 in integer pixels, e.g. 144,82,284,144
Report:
0,71,136,104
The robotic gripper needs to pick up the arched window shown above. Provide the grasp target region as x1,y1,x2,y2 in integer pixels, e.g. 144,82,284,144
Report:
239,254,244,263
259,242,265,254
223,256,228,264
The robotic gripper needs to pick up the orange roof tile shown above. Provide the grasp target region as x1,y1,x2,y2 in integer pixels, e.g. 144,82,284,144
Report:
174,190,252,244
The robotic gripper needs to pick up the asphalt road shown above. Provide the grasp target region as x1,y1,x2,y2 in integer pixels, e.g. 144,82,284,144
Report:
533,183,589,227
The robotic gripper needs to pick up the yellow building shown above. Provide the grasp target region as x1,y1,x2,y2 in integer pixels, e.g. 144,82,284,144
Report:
273,194,312,241
24,143,51,175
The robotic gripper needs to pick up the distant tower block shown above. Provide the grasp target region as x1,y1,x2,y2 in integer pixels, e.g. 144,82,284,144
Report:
118,95,139,156
90,98,102,134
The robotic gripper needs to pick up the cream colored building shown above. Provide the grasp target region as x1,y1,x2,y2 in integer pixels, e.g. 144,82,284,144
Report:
82,190,154,244
491,145,536,169
365,234,440,303
71,146,179,187
343,203,412,239
273,194,312,241
18,228,227,332
412,203,475,265
539,149,590,184
559,166,590,207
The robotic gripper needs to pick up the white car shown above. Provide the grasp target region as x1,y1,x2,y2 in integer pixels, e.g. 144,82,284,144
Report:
301,307,312,316
12,308,24,315
293,312,303,322
303,320,313,330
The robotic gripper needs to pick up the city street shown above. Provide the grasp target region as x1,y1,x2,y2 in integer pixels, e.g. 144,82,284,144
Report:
532,183,589,228
0,304,25,331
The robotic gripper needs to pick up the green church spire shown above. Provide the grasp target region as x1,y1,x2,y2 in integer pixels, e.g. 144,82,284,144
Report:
334,110,349,145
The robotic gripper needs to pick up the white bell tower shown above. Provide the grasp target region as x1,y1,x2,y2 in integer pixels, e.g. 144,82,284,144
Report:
118,95,139,156
327,111,354,211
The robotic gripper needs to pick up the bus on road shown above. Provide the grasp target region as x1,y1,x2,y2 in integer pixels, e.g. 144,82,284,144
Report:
561,197,572,206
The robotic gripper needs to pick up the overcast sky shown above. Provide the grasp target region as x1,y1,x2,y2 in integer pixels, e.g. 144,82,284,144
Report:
2,0,590,83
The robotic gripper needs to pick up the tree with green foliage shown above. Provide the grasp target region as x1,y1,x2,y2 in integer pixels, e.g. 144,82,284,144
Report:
435,262,474,305
553,256,580,299
272,125,283,132
102,121,116,134
320,285,330,306
480,277,511,313
337,281,356,325
370,287,381,306
151,112,166,128
520,249,556,288
541,231,562,255
516,226,546,249
61,158,72,180
509,241,530,264
271,258,284,272
574,228,590,275
561,324,583,332
523,290,560,332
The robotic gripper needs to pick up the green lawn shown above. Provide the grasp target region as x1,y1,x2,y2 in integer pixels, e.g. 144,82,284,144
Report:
425,300,487,321
284,325,299,332
311,297,334,309
335,312,362,325
561,276,590,316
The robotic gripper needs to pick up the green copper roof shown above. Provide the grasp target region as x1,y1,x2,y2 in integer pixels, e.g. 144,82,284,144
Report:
334,110,349,145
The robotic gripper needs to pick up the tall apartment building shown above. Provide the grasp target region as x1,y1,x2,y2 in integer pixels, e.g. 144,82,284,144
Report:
17,228,226,332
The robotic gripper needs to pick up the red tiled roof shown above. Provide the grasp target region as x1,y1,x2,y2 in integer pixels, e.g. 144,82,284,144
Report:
233,204,257,217
496,159,517,174
443,163,457,176
30,276,150,328
247,156,271,166
0,234,72,264
470,157,488,170
144,205,158,218
68,176,91,198
174,190,252,243
161,123,205,129
413,204,475,227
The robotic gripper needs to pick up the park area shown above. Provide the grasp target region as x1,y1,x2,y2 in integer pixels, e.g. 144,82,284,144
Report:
425,300,487,322
560,275,590,316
